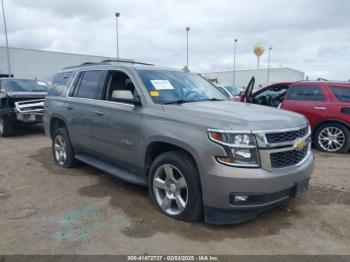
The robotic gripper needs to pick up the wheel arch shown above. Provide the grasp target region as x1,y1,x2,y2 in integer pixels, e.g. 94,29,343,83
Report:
144,140,201,176
49,116,68,139
313,119,350,137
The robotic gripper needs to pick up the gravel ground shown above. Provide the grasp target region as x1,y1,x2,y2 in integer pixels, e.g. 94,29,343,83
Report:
0,125,349,255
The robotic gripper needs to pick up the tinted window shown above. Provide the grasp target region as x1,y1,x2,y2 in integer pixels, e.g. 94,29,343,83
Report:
48,71,72,96
75,71,104,99
331,86,350,102
287,85,324,101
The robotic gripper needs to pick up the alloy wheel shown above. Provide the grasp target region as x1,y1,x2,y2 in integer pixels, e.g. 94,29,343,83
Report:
153,164,188,216
318,126,345,152
53,134,67,165
0,118,4,134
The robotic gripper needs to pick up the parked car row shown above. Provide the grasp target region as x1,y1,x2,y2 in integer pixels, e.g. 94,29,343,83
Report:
0,78,48,137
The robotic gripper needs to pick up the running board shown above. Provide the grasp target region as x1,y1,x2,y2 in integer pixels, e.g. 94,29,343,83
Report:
75,154,147,186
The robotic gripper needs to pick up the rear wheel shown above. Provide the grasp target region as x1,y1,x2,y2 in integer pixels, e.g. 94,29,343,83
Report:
314,123,350,153
52,127,78,167
0,116,14,137
148,151,203,222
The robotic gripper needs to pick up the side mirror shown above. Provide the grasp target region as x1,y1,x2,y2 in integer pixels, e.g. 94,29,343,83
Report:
239,91,245,97
111,90,142,106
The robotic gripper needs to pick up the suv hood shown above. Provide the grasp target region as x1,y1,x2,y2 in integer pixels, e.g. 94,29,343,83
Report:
163,101,307,131
5,91,47,100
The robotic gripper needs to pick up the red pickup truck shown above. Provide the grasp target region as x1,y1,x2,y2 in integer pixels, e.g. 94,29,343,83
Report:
242,78,350,153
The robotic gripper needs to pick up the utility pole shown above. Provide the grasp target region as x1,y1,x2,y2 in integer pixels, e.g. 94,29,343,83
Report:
1,0,11,77
233,39,238,85
185,27,190,71
115,12,120,59
267,47,272,85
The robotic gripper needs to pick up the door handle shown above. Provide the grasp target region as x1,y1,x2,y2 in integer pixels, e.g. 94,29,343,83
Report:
314,106,326,110
94,110,105,116
65,105,73,110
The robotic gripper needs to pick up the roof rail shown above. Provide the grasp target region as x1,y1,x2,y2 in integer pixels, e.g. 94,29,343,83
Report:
62,62,101,70
100,59,154,66
62,58,154,70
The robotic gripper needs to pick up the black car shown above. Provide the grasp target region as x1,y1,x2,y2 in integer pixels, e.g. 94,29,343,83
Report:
0,78,48,137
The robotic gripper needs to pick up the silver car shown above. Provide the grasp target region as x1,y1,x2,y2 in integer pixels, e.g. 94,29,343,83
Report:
43,59,314,224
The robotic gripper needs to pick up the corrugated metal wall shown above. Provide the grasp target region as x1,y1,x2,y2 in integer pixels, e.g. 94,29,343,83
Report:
0,47,114,82
202,68,305,88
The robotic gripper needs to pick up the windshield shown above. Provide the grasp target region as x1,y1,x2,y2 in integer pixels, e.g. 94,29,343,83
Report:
1,79,48,92
225,86,243,96
137,70,227,104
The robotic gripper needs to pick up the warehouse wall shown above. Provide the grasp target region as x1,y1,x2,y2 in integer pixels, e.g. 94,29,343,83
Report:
202,68,305,89
0,47,114,82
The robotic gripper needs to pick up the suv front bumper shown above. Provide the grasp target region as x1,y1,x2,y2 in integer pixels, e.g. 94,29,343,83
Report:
202,151,314,225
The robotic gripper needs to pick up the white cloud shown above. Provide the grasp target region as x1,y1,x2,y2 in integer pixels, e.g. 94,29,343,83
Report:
1,0,350,80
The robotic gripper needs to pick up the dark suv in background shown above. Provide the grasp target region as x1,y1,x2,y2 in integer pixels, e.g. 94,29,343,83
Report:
0,78,48,137
242,80,350,153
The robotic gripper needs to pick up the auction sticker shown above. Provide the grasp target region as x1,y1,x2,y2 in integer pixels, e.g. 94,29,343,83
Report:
150,80,174,90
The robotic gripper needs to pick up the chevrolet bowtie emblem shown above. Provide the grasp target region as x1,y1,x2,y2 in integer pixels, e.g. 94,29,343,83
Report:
295,139,306,151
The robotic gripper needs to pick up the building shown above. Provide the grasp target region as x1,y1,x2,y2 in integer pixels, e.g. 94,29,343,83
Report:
0,46,115,82
202,67,305,89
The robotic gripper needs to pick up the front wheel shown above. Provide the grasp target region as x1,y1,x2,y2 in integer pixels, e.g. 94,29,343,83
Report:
314,123,350,153
0,116,14,137
148,151,203,222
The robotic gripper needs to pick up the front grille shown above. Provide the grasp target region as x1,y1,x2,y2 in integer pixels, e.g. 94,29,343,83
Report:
270,147,308,168
266,127,308,144
15,99,44,113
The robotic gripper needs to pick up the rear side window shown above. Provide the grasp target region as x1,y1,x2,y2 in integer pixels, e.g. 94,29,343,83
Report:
74,71,104,99
330,86,350,102
286,85,324,101
48,71,72,96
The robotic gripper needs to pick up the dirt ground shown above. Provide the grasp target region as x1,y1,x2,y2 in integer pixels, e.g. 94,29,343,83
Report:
0,125,349,255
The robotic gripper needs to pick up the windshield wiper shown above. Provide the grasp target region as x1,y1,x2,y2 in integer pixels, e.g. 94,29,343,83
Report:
199,98,226,102
163,99,198,105
163,98,226,105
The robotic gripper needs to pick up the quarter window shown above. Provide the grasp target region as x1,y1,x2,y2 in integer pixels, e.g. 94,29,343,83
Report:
287,85,324,101
330,86,350,102
48,71,72,96
75,71,104,99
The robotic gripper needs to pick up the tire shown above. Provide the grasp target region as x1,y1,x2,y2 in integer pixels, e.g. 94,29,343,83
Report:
148,150,203,222
0,116,14,137
52,127,79,167
314,123,350,153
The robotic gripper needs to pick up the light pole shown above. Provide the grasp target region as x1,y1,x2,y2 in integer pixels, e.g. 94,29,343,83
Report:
185,27,190,71
233,39,238,86
1,0,11,77
267,47,272,85
115,12,120,59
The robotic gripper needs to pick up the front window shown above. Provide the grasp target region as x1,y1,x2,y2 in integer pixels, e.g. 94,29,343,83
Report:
137,70,227,104
286,85,324,101
1,79,48,92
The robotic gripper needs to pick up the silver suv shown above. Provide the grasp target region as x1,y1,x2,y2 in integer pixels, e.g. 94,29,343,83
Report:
43,59,314,225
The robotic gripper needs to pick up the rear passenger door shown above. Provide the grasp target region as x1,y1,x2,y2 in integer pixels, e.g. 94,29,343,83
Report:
281,84,328,127
66,70,106,153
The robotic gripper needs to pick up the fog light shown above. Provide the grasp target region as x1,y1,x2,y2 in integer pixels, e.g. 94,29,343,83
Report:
234,195,248,202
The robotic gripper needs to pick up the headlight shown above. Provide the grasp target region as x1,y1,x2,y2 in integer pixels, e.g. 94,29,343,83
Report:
208,129,260,167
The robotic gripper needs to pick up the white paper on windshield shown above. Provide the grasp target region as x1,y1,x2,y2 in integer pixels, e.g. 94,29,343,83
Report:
37,81,47,86
150,80,174,90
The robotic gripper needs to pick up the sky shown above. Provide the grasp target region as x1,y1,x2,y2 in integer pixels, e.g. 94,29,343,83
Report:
1,0,350,80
